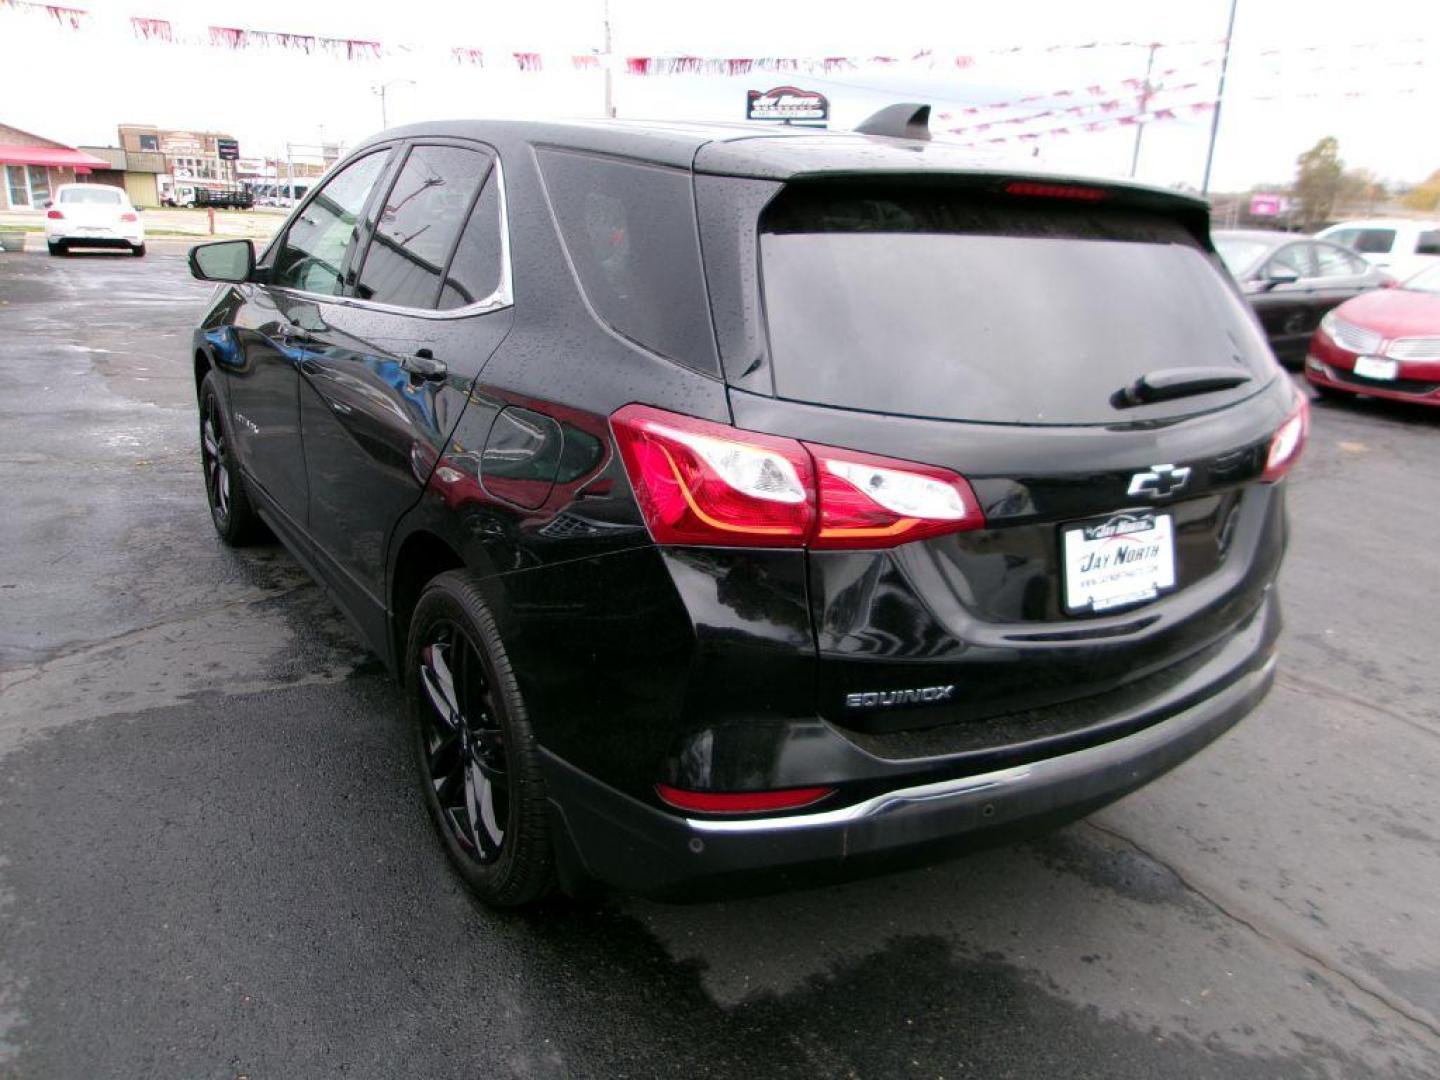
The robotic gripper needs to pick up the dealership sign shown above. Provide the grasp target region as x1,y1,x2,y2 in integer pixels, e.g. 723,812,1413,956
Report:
746,86,829,126
1249,193,1290,217
217,138,240,161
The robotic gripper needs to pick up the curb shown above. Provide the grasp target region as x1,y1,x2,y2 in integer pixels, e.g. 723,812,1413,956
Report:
12,234,274,255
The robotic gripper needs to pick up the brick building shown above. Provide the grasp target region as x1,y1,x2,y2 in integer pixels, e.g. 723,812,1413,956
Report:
118,124,239,191
0,123,109,209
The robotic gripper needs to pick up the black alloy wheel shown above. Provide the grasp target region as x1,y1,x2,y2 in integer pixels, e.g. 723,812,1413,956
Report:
418,622,510,864
407,572,555,906
198,371,264,545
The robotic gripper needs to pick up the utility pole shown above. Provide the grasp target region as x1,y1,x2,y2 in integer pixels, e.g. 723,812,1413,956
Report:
373,79,416,129
1129,43,1159,178
1201,0,1240,195
602,0,615,118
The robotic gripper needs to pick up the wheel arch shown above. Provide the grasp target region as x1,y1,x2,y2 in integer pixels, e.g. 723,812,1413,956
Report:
193,347,213,400
389,529,467,675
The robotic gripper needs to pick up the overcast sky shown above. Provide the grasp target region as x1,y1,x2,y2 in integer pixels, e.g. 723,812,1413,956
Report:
2,0,1434,192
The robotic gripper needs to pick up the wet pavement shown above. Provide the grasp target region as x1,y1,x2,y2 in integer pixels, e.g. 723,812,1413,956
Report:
2,251,1439,1079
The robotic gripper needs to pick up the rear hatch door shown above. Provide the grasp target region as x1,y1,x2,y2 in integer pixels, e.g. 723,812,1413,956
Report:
700,173,1296,744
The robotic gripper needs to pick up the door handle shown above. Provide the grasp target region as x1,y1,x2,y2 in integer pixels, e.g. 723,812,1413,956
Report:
401,349,447,382
279,327,319,349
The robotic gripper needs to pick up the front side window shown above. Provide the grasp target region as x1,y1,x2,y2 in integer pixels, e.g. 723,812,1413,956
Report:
355,145,491,309
272,151,390,295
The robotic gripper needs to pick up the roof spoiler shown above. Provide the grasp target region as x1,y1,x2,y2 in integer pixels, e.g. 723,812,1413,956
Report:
853,103,931,141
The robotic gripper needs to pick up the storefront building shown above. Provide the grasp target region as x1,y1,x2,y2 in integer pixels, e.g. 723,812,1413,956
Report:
0,123,109,209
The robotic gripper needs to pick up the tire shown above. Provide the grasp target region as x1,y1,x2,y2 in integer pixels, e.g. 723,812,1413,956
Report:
198,371,265,545
131,243,146,257
47,241,66,256
407,571,556,908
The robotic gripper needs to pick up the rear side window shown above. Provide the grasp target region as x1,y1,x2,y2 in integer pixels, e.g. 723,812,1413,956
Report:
1314,242,1368,277
1266,243,1315,278
1416,231,1440,256
759,186,1273,425
356,145,491,309
536,148,719,375
1350,228,1396,254
438,174,505,310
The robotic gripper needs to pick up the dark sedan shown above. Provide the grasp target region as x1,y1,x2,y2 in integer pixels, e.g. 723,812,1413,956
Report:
1215,229,1391,367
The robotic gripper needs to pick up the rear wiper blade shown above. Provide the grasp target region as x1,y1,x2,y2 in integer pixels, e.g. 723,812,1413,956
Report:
1112,366,1252,408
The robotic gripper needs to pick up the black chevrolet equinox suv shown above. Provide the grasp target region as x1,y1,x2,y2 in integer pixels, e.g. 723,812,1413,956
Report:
187,109,1306,906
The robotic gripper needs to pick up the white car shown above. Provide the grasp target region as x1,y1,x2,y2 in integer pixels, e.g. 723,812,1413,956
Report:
44,183,146,257
1316,218,1440,281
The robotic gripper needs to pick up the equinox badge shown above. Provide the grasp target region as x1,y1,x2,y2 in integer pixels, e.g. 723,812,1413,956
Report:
846,685,955,709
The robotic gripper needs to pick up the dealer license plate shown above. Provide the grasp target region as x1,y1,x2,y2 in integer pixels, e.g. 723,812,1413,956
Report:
1063,512,1176,614
1353,355,1398,380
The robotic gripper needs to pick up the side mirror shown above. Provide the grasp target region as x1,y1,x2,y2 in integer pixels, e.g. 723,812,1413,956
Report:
189,238,255,283
1259,268,1300,291
42,200,52,209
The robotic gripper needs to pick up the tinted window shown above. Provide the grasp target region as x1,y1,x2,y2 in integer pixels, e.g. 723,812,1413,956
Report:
1266,243,1315,278
59,187,123,205
537,148,719,374
438,171,504,310
759,187,1272,425
356,145,490,309
273,151,389,294
1416,230,1440,256
1314,242,1368,277
1351,228,1396,254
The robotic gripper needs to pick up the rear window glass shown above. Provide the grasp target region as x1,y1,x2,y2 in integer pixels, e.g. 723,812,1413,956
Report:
536,148,719,375
59,187,122,204
759,187,1271,425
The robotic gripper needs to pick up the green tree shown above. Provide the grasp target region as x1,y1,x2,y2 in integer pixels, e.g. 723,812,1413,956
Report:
1401,169,1440,213
1292,136,1344,229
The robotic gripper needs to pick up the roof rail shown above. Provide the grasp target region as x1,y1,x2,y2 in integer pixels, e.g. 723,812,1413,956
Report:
853,103,931,141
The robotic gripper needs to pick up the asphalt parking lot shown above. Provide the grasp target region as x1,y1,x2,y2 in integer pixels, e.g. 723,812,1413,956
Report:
2,251,1439,1079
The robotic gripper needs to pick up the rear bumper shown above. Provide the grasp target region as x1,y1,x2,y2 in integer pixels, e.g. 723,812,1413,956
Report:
46,228,143,247
544,644,1276,899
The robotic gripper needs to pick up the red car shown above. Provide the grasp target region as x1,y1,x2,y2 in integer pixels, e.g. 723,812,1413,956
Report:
1307,264,1440,406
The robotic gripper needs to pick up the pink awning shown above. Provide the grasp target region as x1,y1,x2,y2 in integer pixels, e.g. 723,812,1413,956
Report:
0,144,111,169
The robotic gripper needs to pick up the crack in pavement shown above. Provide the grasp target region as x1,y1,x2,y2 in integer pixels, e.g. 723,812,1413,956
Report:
1083,818,1440,1046
1277,670,1440,742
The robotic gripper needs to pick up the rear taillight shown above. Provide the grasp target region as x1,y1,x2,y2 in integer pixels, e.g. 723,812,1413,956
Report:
656,783,835,814
611,404,985,549
610,404,814,547
46,209,63,219
1262,395,1309,483
810,446,982,549
120,212,138,222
